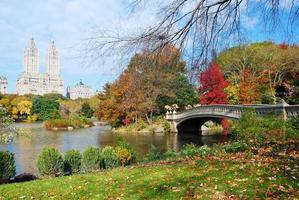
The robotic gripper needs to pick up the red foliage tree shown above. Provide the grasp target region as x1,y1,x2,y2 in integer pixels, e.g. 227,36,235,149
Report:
198,63,229,134
278,42,288,49
198,63,229,104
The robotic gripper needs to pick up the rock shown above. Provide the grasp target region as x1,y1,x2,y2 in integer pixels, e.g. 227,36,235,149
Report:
67,126,74,131
84,124,90,128
52,127,58,131
154,126,164,133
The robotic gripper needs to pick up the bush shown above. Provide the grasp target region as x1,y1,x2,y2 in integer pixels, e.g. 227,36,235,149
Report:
162,120,171,133
37,147,64,176
197,145,213,157
115,147,133,166
180,144,213,158
44,115,93,130
0,151,16,180
261,94,275,104
101,146,119,169
146,145,164,161
146,145,178,162
64,150,82,174
234,109,286,147
233,109,264,146
180,144,199,157
115,138,136,166
223,141,248,153
286,117,299,140
82,146,102,172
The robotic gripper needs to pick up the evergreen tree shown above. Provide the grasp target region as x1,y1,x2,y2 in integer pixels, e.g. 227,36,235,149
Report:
80,103,93,118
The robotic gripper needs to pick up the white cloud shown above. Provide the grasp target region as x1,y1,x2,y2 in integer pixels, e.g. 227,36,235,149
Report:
0,0,160,92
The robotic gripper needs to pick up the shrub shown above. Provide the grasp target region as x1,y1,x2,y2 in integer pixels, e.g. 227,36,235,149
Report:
197,145,213,157
0,107,15,143
146,145,178,162
37,147,64,176
115,147,133,166
180,144,213,158
64,150,82,174
146,145,164,161
82,146,102,172
234,109,286,147
180,144,200,157
223,141,248,153
162,120,171,133
0,151,16,180
44,115,93,130
135,119,147,131
101,146,119,169
115,138,136,166
286,117,299,140
233,109,264,146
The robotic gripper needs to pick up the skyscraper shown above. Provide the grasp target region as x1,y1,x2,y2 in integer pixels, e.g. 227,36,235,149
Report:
46,41,60,77
23,38,39,74
16,38,64,95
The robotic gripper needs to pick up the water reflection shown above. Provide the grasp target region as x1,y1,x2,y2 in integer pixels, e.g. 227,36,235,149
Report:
0,123,228,175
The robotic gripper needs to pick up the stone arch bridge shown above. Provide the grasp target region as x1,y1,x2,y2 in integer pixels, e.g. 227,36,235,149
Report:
166,104,299,134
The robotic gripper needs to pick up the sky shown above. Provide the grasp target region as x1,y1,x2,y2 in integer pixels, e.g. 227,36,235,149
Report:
0,0,298,94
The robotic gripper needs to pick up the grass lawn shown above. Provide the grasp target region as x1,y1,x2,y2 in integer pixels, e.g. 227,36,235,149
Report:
0,150,298,200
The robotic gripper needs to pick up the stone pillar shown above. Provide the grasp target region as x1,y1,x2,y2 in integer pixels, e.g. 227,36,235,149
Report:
169,121,178,133
281,99,289,121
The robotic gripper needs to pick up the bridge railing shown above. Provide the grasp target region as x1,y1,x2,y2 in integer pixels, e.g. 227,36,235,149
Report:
166,104,299,120
285,105,299,117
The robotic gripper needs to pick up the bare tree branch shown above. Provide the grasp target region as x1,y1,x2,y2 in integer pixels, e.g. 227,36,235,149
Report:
83,0,299,81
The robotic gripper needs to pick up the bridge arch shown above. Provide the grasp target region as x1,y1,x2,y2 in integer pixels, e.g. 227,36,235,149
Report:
176,115,237,135
175,114,239,127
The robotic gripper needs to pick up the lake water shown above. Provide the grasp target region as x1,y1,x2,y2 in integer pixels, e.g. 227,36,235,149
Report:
0,123,228,175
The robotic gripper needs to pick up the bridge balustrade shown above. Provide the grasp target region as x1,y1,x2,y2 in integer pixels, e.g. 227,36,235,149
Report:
285,106,299,117
165,104,299,133
166,104,299,121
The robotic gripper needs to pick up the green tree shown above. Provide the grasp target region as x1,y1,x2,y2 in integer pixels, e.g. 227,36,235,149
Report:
43,93,65,101
32,96,60,120
80,102,93,118
156,74,198,113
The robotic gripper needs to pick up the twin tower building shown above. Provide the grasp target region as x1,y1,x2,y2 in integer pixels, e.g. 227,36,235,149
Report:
16,38,64,95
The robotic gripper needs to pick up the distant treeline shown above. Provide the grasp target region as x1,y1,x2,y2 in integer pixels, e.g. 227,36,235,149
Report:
0,93,100,122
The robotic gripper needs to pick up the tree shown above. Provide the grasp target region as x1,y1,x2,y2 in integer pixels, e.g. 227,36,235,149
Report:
0,107,14,143
217,42,299,104
84,0,298,81
32,96,60,120
59,99,83,117
224,85,239,104
43,93,65,101
198,63,228,104
95,83,126,127
95,45,195,126
156,74,198,113
239,69,261,104
87,96,101,111
80,103,94,118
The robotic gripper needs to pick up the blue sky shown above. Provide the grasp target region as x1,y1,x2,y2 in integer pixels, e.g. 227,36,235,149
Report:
0,0,298,94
